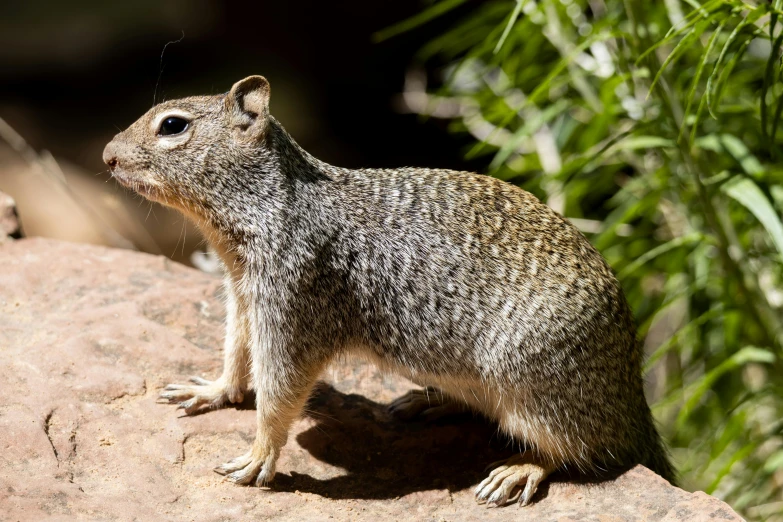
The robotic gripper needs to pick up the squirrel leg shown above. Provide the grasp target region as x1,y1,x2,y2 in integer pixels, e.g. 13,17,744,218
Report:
158,276,249,414
474,453,556,507
388,386,466,421
215,316,327,487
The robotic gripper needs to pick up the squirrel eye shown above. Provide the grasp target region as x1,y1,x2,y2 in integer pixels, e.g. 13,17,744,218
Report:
158,116,189,136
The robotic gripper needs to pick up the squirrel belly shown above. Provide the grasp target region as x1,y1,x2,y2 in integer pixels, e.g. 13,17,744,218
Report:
104,75,674,506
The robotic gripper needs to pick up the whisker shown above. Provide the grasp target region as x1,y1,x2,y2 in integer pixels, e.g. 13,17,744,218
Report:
154,30,185,107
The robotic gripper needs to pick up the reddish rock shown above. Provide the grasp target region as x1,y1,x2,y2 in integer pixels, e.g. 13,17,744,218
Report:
0,238,743,521
0,190,21,240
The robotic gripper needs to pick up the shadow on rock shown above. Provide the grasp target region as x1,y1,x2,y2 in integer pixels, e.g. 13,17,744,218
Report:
216,383,624,503
273,382,521,501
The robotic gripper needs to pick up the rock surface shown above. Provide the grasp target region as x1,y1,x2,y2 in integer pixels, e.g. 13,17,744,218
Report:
0,189,21,241
0,144,199,263
0,238,743,521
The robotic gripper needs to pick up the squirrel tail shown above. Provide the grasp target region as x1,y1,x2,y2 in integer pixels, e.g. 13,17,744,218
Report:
640,412,677,486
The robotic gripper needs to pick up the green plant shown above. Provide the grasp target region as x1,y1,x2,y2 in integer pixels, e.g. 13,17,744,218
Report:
381,0,783,518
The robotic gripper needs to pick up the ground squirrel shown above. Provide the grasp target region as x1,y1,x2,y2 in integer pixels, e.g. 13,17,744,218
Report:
103,75,675,507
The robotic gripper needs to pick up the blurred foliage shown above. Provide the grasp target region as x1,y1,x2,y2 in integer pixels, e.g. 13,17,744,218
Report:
384,0,783,518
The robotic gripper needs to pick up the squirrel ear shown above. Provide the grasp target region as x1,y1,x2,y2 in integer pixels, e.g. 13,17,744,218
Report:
226,75,271,140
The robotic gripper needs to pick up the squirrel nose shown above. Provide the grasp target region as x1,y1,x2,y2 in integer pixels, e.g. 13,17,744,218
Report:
102,142,119,170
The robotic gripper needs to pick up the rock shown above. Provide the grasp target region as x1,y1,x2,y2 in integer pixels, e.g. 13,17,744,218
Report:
0,190,21,240
0,144,198,263
0,238,743,521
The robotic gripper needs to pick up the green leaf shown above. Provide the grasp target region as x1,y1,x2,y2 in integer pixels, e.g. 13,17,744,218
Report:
706,442,757,493
772,72,783,149
706,7,767,118
722,176,783,259
761,31,783,147
373,0,470,42
526,31,618,108
649,16,717,96
764,449,783,473
489,99,570,169
494,0,528,54
465,30,617,160
606,135,676,153
680,19,727,142
688,93,709,145
708,36,752,127
619,232,703,279
644,307,725,373
557,129,634,182
718,134,764,177
643,0,724,60
593,197,650,251
772,186,783,210
709,408,747,461
677,346,775,429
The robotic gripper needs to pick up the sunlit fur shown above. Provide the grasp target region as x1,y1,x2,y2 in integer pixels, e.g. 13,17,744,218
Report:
104,76,675,504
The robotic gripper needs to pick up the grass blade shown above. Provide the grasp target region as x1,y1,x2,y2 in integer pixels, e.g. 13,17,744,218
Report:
489,99,570,169
680,20,727,142
718,134,764,177
706,442,757,494
761,32,783,146
648,16,717,96
721,176,783,259
676,346,775,429
494,0,528,54
640,0,724,62
644,307,725,373
706,7,766,118
708,35,752,123
619,232,703,279
373,0,470,42
464,30,617,159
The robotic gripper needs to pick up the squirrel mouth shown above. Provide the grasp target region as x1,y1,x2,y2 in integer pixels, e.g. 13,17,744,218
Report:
111,170,160,198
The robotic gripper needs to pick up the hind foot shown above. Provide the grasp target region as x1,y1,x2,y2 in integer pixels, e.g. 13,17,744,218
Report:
213,444,279,487
388,387,465,421
475,453,556,507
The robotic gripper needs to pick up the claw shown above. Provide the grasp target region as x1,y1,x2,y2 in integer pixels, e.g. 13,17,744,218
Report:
214,452,252,477
216,449,276,488
487,488,506,506
255,470,272,487
158,377,240,415
475,475,498,502
225,459,263,486
519,476,538,507
519,489,531,507
226,469,254,485
474,454,554,508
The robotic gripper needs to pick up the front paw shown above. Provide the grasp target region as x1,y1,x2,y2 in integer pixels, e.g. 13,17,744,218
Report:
214,447,278,487
157,376,244,415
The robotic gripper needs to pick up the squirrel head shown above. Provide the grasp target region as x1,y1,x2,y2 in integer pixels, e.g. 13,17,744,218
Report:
102,75,273,216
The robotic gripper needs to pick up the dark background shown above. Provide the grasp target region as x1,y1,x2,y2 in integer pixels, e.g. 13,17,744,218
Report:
0,0,479,262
